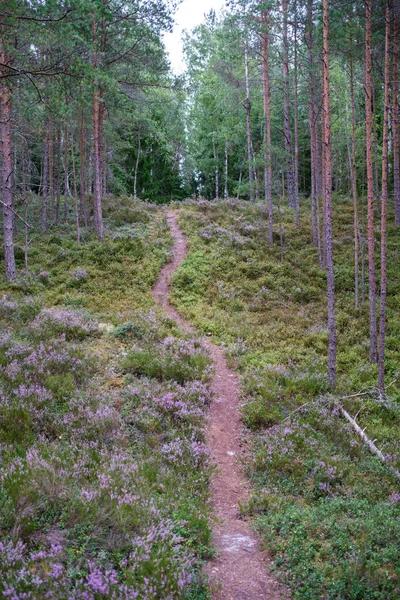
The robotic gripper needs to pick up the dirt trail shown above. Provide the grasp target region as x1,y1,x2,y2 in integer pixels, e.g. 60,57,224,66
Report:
153,211,290,600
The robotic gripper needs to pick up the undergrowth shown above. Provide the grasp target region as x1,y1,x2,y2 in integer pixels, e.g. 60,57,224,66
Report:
0,196,211,599
171,197,400,599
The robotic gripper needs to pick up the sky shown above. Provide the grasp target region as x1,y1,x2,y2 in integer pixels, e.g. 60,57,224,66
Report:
163,0,227,74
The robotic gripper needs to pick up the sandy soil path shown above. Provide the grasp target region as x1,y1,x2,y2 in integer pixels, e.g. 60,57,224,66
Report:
152,210,290,600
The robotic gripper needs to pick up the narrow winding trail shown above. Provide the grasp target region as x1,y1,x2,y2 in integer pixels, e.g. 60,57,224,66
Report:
153,211,290,600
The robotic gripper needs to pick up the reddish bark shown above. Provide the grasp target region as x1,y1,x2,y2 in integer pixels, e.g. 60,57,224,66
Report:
261,10,273,245
378,0,390,392
322,0,337,387
0,61,17,280
393,13,400,224
282,0,295,209
350,50,359,309
365,0,378,362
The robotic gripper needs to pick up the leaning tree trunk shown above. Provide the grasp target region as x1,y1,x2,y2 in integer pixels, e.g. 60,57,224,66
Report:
282,0,295,209
262,9,273,246
0,72,17,280
322,0,337,387
378,0,390,392
365,0,377,363
393,11,400,225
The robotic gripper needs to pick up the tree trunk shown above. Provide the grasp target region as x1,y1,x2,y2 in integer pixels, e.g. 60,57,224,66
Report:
48,114,54,222
244,43,254,203
79,105,86,224
282,0,295,209
56,128,61,224
70,128,80,245
92,10,104,241
293,0,300,227
42,119,49,232
224,141,228,199
262,10,273,246
378,0,390,392
322,0,337,387
350,49,359,309
213,139,219,200
134,129,141,200
393,12,400,224
365,0,377,362
63,125,69,221
0,71,17,281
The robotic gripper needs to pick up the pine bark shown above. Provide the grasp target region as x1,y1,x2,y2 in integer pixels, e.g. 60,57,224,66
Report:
0,46,17,281
282,0,295,209
322,0,337,387
244,43,254,203
261,10,273,246
42,119,49,232
92,9,104,241
79,105,86,224
378,0,390,392
350,50,359,309
293,0,300,227
393,12,400,224
365,0,378,362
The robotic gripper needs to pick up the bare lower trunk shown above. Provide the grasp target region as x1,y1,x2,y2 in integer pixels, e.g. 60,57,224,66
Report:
323,0,337,387
350,50,359,309
293,0,300,227
0,77,17,280
378,0,390,392
393,14,400,224
224,142,228,199
282,0,295,209
213,139,219,200
56,128,61,224
48,114,54,222
93,88,103,239
79,105,86,224
262,10,273,246
365,0,377,362
134,130,141,200
63,126,69,221
244,44,254,202
71,128,80,244
42,120,49,232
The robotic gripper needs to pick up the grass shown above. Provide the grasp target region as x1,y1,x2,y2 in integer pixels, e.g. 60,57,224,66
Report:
0,195,211,599
170,196,400,599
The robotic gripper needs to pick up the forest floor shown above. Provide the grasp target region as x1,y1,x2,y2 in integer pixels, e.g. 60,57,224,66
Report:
153,211,290,600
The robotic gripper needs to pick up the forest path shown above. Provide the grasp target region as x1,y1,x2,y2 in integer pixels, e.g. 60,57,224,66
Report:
152,210,290,600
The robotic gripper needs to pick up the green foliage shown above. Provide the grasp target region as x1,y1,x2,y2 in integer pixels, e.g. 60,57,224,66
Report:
171,198,400,598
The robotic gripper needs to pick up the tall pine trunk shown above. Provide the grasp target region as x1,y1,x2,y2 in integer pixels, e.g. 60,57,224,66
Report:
322,0,337,387
79,105,86,225
350,49,360,309
393,12,400,224
244,43,254,202
378,0,390,392
365,0,377,362
0,53,17,281
262,10,273,246
282,0,295,209
293,0,300,227
42,119,49,232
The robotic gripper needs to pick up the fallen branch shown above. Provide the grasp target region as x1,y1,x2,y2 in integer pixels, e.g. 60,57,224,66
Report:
0,200,33,229
337,403,400,481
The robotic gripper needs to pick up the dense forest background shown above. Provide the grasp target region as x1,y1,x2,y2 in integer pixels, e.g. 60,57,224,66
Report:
1,1,400,598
